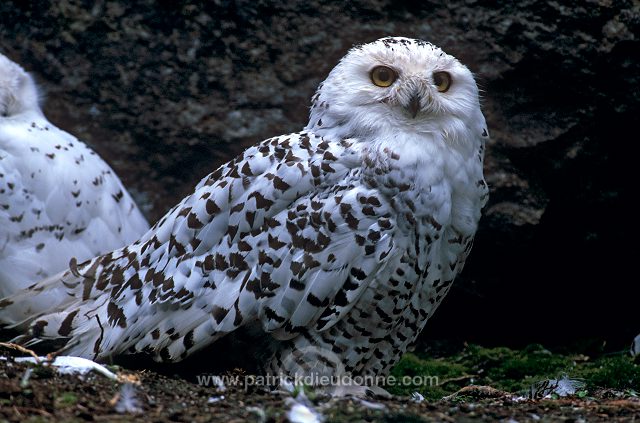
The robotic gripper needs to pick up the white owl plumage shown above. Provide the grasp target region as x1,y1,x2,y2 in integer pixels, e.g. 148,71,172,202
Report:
0,38,488,382
0,53,149,306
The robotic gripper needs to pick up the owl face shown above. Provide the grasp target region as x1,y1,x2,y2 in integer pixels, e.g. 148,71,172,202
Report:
308,37,484,143
0,54,40,118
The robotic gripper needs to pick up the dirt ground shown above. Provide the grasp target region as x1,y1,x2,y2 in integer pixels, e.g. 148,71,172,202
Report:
1,347,639,422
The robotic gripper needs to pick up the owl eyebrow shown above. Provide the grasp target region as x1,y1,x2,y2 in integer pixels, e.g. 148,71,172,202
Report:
368,63,399,75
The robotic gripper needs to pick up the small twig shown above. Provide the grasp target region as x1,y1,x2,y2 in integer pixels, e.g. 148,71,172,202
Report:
0,342,41,362
12,406,22,418
117,372,142,385
108,391,121,407
11,406,52,416
45,347,66,361
442,385,511,401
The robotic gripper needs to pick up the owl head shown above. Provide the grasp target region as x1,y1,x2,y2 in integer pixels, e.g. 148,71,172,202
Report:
0,53,41,118
307,37,485,147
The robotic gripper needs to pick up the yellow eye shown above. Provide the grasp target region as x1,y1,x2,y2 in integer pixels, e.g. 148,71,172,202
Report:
433,71,452,92
370,66,397,87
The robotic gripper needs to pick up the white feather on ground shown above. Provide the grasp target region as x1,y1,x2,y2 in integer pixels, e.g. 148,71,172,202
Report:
13,355,117,379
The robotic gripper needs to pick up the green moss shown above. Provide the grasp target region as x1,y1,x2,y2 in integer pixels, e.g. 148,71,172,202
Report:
463,344,576,392
54,392,78,408
30,364,56,379
574,355,640,390
387,344,640,401
389,352,468,399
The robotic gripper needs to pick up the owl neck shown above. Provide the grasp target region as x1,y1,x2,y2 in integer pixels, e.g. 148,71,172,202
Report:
360,133,485,243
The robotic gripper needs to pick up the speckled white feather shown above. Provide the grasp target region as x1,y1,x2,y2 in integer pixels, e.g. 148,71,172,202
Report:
0,53,149,306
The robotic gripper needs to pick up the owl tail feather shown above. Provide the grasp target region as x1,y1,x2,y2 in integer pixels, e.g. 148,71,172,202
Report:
0,258,113,360
0,270,81,330
6,291,228,363
1,252,238,362
2,285,121,361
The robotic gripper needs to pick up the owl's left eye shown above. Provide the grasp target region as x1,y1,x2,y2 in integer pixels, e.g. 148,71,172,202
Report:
433,71,452,92
370,66,397,87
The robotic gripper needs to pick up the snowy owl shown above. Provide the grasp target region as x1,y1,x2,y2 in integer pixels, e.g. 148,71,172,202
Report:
1,38,488,384
0,53,149,306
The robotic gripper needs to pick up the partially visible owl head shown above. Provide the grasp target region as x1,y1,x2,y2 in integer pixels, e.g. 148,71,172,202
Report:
0,53,42,118
307,37,485,145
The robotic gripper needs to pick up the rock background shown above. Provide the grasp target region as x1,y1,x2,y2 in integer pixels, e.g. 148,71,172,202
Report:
0,0,637,348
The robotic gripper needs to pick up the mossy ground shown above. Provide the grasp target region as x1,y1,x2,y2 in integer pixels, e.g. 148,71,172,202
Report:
389,343,639,401
1,343,639,422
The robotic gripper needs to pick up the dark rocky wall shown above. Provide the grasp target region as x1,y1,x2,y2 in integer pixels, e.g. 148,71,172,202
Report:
1,0,637,348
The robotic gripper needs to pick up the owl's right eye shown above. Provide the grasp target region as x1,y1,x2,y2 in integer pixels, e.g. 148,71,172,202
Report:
370,66,397,87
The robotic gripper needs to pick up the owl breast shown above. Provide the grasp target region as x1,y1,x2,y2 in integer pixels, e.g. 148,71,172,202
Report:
270,130,486,378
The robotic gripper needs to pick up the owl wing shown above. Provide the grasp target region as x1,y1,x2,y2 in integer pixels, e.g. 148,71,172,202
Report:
0,115,149,297
2,131,401,362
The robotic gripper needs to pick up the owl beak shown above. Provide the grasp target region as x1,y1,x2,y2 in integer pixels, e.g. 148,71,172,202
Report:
407,94,420,119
